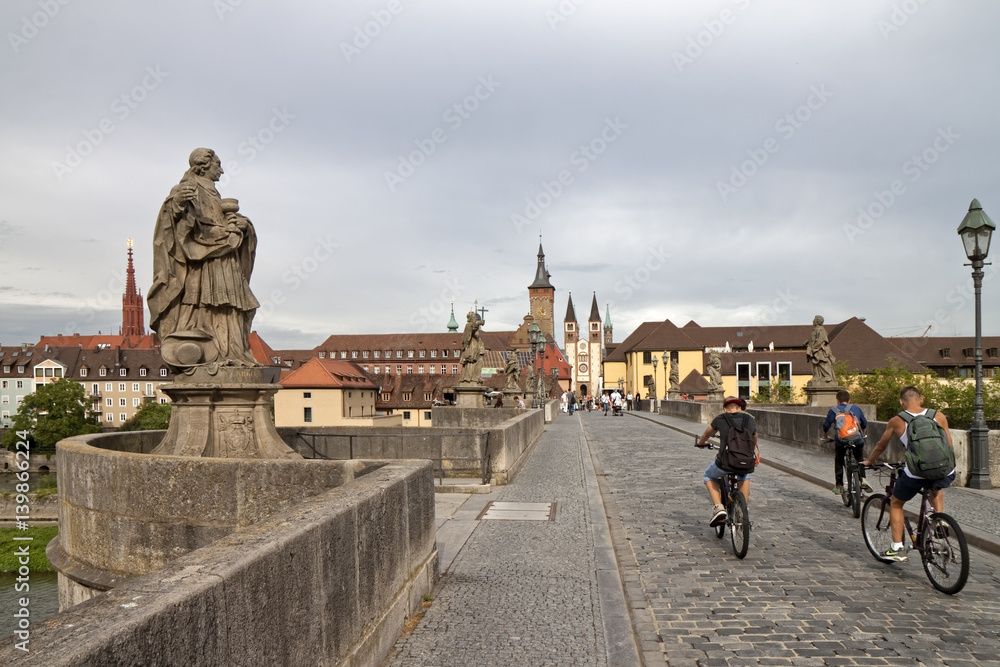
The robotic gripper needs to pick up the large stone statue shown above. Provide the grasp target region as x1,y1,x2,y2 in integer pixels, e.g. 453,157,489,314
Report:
148,148,260,370
806,315,837,385
502,352,521,393
707,352,723,394
149,149,298,460
669,360,680,393
459,311,485,383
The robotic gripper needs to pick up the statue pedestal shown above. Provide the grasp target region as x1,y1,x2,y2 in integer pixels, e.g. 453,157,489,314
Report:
153,366,301,459
804,383,843,408
668,390,681,400
707,391,725,402
453,383,485,409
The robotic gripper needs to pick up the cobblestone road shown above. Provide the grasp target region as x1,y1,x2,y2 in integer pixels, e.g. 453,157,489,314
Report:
386,417,614,667
585,412,1000,666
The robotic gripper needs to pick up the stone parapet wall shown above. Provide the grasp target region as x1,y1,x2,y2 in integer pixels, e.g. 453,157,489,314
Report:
659,399,718,424
50,431,380,607
0,492,58,521
281,408,545,485
0,460,438,667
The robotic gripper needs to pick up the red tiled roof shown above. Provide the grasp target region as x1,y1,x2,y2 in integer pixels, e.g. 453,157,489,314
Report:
279,358,377,389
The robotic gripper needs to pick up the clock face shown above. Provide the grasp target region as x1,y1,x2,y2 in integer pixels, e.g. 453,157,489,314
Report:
579,363,588,373
538,308,547,317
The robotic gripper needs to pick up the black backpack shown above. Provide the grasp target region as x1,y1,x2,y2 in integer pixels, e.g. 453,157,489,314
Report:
719,413,756,474
900,409,955,480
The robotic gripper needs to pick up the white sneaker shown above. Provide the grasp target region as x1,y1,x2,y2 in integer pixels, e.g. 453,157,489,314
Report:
710,504,727,527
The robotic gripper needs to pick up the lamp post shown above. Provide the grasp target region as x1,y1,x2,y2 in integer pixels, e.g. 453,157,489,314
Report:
618,377,624,392
651,356,658,413
536,332,546,409
527,322,541,409
662,351,669,402
958,198,996,489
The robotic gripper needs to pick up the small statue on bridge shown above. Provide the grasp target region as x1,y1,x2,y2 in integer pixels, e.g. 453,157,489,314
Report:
502,352,521,393
707,351,723,396
459,311,485,384
806,315,837,385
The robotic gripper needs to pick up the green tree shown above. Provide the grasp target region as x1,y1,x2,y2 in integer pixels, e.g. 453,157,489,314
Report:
2,378,101,449
118,401,171,431
846,361,937,421
750,377,803,404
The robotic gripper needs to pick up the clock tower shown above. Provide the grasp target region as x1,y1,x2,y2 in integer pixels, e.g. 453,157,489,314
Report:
528,240,555,341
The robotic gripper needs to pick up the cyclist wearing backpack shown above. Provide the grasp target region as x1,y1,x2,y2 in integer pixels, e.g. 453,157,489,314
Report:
861,385,955,562
821,390,873,495
696,396,758,527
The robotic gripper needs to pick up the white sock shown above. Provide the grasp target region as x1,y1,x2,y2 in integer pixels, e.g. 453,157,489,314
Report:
892,542,904,550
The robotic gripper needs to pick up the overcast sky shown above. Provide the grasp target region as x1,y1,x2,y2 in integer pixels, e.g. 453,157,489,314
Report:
3,0,1000,351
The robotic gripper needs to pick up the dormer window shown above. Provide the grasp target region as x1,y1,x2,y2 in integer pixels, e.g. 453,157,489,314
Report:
962,348,974,358
988,348,998,359
940,348,951,359
80,367,88,377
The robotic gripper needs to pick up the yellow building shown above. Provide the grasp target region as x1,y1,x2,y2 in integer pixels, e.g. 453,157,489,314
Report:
275,358,386,427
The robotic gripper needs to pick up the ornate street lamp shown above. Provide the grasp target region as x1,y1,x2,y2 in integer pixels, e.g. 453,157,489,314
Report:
651,356,658,413
536,331,546,409
662,351,669,402
527,322,541,409
958,198,996,489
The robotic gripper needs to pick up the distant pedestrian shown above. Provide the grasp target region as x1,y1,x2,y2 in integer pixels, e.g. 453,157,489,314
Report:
626,392,633,411
601,393,610,415
561,391,568,413
568,392,577,415
494,394,504,408
516,396,526,409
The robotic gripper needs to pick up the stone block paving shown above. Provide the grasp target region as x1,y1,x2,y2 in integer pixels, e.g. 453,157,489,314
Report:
385,416,616,667
584,412,1000,666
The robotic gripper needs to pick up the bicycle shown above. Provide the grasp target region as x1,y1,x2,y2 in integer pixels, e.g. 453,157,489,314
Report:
695,437,750,559
860,461,969,594
825,435,864,518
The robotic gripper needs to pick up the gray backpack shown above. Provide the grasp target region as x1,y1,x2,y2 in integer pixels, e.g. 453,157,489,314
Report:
900,409,955,480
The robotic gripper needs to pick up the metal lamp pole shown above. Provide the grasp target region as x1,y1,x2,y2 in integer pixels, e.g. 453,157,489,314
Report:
651,357,657,413
536,333,546,409
527,322,540,409
958,198,995,489
662,351,669,402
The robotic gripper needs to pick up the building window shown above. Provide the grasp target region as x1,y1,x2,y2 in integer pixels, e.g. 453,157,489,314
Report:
100,368,107,377
442,350,449,357
160,368,167,377
92,383,99,394
303,407,312,423
373,350,380,358
452,365,458,374
1,411,8,419
80,368,88,377
340,351,347,359
105,383,112,391
418,365,424,374
396,365,402,374
407,365,413,374
403,392,412,401
120,398,127,407
133,383,140,392
120,368,127,376
160,398,167,404
396,351,403,358
303,392,311,399
16,366,24,374
374,366,380,374
119,383,126,392
120,413,127,422
16,380,23,389
0,381,6,388
385,366,390,374
940,348,951,359
363,365,369,372
777,362,792,385
430,350,437,358
989,348,999,358
1,396,7,404
382,393,390,401
318,351,326,359
407,350,414,358
145,384,153,395
140,368,147,377
453,350,459,358
403,411,411,420
424,392,432,401
1,366,7,373
385,350,391,359
106,413,114,422
424,411,432,420
351,351,358,358
133,398,141,407
643,351,652,364
419,350,425,358
362,350,369,358
429,365,436,374
962,348,974,358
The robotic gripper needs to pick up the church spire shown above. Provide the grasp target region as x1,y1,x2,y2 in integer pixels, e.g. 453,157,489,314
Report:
528,236,554,289
122,238,145,338
446,301,459,332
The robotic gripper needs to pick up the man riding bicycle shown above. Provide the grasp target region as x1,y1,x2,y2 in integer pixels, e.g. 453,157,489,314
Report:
821,389,873,496
861,385,955,562
696,397,757,527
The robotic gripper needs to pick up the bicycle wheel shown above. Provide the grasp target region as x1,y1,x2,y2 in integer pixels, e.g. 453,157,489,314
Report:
861,494,893,562
729,491,750,559
921,512,969,595
848,464,862,519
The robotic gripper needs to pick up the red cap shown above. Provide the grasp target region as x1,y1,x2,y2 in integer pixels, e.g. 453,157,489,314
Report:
723,397,742,408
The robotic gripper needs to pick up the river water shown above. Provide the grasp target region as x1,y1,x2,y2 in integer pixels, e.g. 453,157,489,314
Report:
0,571,60,639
